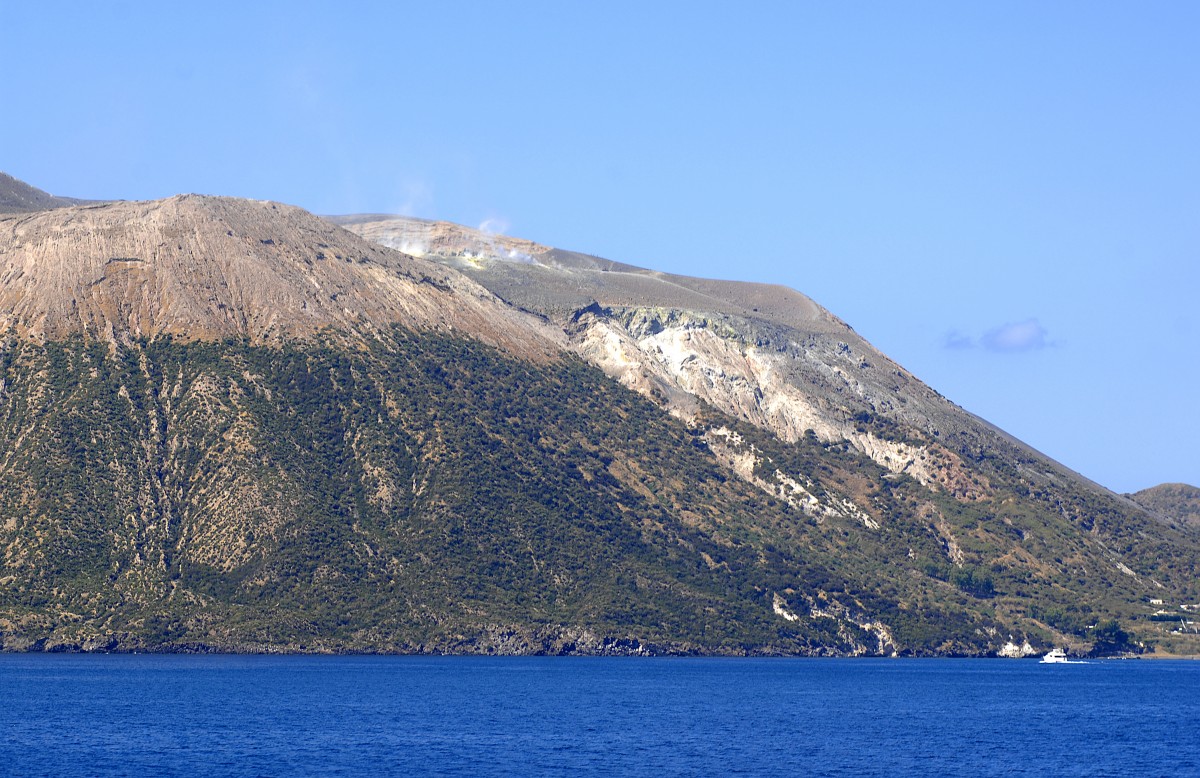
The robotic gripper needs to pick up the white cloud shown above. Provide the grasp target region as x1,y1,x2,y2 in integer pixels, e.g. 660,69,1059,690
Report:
981,318,1050,352
944,318,1053,353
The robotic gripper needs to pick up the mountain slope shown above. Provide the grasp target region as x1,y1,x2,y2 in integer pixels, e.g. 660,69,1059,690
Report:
336,214,1200,654
335,216,1055,488
0,181,1196,656
0,196,563,359
0,172,90,214
0,331,868,654
333,215,1139,505
1132,484,1200,530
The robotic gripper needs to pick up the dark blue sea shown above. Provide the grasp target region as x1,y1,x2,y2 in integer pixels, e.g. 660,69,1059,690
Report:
2,655,1197,777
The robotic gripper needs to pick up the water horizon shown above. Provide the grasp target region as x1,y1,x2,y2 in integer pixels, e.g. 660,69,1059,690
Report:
4,654,1197,776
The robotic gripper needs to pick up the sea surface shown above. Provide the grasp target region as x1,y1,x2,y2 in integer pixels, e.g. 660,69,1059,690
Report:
2,654,1197,777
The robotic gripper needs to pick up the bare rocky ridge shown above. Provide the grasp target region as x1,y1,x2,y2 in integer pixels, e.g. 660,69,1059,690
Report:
0,197,564,360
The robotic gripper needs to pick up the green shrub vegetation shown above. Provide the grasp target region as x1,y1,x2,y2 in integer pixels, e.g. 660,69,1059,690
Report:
0,328,1196,656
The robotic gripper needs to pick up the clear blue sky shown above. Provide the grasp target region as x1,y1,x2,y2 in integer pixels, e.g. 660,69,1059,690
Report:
3,2,1197,493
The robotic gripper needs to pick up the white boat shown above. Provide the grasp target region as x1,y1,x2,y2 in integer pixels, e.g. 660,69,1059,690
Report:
1041,648,1068,663
1040,648,1084,664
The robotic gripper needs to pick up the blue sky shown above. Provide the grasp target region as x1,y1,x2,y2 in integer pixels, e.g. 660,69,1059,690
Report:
3,2,1196,493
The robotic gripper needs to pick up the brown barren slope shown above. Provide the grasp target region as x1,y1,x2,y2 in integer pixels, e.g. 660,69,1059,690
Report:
0,196,564,359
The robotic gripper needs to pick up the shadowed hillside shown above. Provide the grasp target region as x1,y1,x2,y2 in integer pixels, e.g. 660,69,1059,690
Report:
0,172,92,214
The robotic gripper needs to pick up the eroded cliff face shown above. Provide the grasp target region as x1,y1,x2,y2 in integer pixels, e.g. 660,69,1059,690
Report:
566,304,991,501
